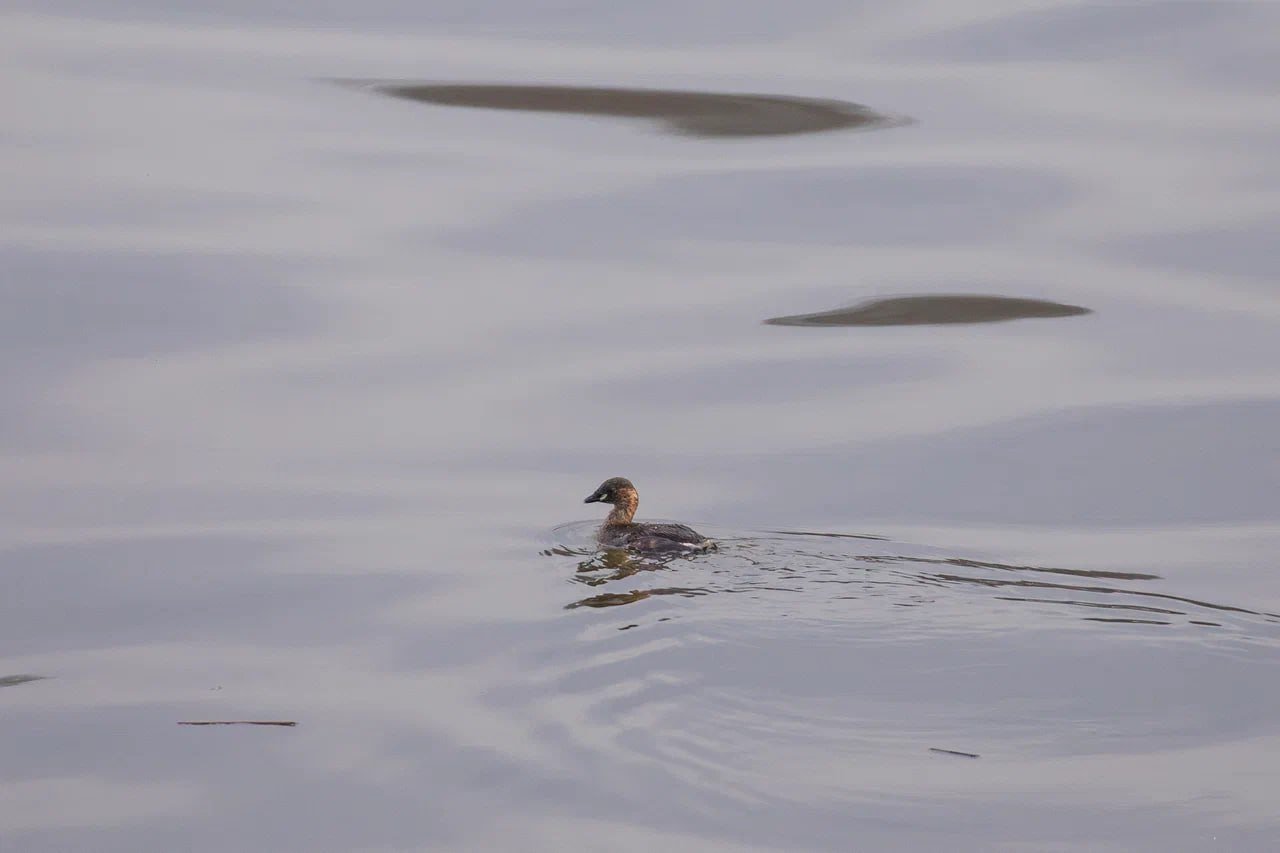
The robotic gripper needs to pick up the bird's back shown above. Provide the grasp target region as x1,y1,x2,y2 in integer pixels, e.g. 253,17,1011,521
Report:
601,521,712,553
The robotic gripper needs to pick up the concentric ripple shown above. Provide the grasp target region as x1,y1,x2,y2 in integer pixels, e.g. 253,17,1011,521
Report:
524,525,1280,817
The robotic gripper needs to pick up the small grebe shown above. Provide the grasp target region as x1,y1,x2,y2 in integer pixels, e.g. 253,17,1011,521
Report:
583,477,713,553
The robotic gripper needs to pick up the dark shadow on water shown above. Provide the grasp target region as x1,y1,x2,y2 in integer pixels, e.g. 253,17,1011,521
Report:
930,570,1280,621
914,555,1158,582
0,674,47,688
1082,617,1171,625
765,529,889,542
348,81,907,138
765,294,1091,327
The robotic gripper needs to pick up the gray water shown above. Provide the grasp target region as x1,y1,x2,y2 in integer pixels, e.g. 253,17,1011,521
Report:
3,2,1280,851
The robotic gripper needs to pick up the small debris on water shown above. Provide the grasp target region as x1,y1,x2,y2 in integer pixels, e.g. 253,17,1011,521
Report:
178,721,297,727
929,747,980,758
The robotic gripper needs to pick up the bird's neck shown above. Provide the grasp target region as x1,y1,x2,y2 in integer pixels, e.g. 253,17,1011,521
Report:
605,493,638,526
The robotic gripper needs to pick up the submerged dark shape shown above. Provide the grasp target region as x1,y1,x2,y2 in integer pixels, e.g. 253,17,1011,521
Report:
765,294,1091,327
584,477,714,554
358,82,905,138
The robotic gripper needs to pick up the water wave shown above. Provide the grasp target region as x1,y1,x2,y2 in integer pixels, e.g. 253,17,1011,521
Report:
547,523,1280,640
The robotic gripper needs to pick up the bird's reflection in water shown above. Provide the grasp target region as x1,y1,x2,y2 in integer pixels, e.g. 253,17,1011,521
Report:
575,547,650,585
567,547,711,609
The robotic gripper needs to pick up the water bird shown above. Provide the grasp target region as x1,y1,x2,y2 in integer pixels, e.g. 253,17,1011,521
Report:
583,477,713,554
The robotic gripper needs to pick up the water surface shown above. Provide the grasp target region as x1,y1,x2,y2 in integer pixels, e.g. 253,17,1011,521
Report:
2,2,1279,851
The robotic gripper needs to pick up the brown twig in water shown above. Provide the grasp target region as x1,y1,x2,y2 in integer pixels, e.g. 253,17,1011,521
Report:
929,747,979,758
177,721,297,727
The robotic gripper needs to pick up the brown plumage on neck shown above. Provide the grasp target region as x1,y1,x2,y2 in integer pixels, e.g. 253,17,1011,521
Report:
604,486,638,527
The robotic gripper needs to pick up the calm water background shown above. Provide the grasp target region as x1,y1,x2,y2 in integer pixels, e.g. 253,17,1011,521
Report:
3,2,1280,851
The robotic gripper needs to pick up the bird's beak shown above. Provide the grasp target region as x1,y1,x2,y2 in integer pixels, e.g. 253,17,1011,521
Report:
584,492,603,504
